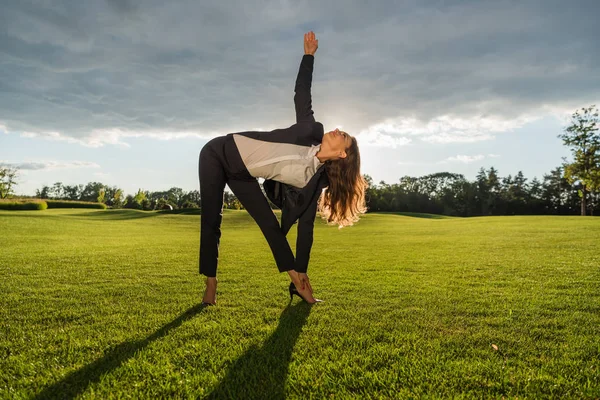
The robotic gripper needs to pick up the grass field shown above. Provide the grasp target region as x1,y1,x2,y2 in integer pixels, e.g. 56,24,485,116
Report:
1,209,599,399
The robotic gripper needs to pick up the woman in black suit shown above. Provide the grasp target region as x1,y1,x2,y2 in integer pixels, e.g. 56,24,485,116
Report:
199,31,367,305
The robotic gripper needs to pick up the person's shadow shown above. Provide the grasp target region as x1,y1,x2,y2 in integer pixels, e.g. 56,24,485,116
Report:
205,302,313,399
33,303,208,400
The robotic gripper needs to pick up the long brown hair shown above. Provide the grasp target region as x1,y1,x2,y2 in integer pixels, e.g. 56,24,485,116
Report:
318,136,368,228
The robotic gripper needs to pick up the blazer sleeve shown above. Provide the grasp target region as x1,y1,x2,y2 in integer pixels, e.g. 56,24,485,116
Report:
294,184,321,273
294,55,315,124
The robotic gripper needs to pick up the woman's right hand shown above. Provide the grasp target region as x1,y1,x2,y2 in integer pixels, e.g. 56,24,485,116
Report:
287,270,318,302
304,31,318,55
297,273,313,294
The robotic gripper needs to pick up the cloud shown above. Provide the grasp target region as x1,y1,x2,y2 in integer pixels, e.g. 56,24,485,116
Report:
359,114,537,145
0,1,598,147
443,154,485,164
358,129,412,148
0,161,101,170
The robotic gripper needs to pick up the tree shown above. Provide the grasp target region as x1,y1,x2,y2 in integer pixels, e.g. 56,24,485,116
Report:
97,187,106,204
529,177,543,199
103,186,123,208
559,105,600,215
103,187,124,208
0,166,18,199
223,191,239,209
181,200,199,209
182,190,201,209
133,189,146,204
141,198,153,211
123,194,140,209
50,182,64,199
528,177,544,214
123,189,147,210
475,168,492,215
63,184,83,200
166,187,185,207
453,179,478,216
230,198,243,210
542,167,577,214
36,185,51,199
80,182,105,203
503,171,529,215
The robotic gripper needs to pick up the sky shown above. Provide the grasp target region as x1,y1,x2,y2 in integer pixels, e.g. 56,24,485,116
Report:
1,0,599,196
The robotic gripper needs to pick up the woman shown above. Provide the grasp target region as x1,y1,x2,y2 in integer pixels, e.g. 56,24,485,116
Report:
198,31,367,305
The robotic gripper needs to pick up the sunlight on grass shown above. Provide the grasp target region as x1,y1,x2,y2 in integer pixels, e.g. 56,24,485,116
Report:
1,209,599,398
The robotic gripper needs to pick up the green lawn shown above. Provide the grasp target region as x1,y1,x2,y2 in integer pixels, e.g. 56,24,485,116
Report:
1,209,599,399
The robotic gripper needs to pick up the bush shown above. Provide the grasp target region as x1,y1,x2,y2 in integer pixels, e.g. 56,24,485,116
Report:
156,198,177,210
46,200,107,209
0,199,48,210
182,200,199,209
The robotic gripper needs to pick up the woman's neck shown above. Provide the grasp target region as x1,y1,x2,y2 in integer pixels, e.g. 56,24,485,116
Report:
316,150,331,163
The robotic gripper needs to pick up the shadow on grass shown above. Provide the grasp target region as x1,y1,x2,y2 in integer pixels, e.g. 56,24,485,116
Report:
157,208,202,215
206,302,313,399
72,209,161,220
33,303,208,400
72,209,202,219
374,211,457,219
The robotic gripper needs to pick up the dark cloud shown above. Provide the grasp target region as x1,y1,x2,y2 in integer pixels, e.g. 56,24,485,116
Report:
104,0,138,15
0,0,598,146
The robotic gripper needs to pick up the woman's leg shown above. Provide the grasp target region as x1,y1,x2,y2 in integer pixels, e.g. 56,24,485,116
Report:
228,179,317,302
199,142,227,277
227,179,296,272
198,141,226,303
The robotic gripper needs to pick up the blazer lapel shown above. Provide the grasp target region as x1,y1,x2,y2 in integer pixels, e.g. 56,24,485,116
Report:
281,165,327,235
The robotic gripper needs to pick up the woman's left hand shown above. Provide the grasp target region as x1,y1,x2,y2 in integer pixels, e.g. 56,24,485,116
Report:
298,273,313,294
304,31,318,55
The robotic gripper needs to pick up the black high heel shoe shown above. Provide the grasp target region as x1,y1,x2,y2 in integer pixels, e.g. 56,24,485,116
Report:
289,282,300,301
288,282,323,303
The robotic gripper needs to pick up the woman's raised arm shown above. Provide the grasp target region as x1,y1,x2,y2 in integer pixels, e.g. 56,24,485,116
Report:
304,31,318,56
294,31,318,123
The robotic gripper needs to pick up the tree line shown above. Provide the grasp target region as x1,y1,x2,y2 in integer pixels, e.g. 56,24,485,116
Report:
27,182,250,211
32,182,203,211
4,163,594,216
364,166,598,216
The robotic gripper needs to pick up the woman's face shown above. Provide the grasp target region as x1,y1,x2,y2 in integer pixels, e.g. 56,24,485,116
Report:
324,128,352,159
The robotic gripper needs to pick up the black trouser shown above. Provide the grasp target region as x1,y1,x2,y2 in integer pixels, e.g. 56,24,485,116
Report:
198,135,296,277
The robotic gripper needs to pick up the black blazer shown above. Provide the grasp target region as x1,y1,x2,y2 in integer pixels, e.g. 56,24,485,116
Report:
228,54,328,273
